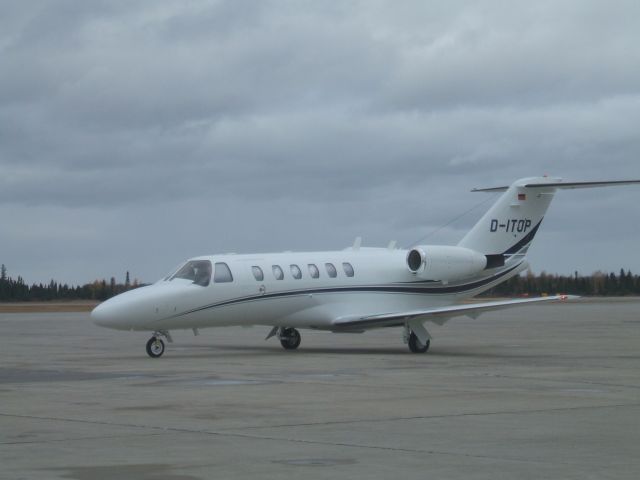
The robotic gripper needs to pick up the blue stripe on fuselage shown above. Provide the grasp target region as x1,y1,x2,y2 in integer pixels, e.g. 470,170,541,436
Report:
168,262,523,320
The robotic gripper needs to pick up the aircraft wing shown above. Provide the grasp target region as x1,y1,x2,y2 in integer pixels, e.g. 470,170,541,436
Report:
332,295,574,331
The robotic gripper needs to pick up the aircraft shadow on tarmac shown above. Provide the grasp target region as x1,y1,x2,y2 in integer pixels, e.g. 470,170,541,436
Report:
112,343,566,361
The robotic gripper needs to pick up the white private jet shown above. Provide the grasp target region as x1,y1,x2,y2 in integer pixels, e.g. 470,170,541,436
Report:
92,177,640,358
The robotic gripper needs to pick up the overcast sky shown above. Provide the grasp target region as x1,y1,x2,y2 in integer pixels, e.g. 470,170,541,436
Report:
2,0,640,285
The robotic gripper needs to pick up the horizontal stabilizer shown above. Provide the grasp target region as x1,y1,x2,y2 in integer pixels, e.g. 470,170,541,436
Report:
472,179,640,192
332,295,576,330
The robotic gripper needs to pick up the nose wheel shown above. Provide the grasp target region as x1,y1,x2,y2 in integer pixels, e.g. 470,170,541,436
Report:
145,330,172,358
146,337,165,358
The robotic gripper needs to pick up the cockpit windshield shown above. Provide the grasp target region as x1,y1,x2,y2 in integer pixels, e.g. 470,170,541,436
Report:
170,260,212,287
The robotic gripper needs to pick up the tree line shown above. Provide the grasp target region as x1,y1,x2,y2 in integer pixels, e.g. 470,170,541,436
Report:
1,264,640,302
481,269,640,297
0,264,144,302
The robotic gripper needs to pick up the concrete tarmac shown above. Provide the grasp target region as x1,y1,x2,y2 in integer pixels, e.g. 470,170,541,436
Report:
1,298,639,479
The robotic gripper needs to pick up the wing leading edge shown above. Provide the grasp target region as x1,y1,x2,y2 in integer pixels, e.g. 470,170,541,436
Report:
332,295,575,331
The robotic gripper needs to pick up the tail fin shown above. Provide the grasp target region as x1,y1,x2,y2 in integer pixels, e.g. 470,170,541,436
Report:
458,177,640,257
458,177,556,256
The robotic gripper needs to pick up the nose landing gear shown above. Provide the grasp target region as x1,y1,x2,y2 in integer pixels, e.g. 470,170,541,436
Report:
145,330,173,358
146,337,165,358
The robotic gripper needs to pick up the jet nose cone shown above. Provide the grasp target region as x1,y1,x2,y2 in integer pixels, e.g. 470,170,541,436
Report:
92,297,131,330
91,302,113,328
91,286,156,330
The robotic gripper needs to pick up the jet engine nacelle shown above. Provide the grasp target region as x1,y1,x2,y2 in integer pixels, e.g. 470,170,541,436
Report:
406,245,487,282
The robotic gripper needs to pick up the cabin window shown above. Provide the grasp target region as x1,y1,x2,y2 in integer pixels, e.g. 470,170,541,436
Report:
171,260,212,287
308,264,319,279
342,262,354,277
272,265,284,280
214,262,234,283
325,263,337,278
290,264,302,279
252,266,264,281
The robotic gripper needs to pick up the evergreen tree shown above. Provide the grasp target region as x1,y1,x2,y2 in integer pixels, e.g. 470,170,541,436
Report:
1,266,640,303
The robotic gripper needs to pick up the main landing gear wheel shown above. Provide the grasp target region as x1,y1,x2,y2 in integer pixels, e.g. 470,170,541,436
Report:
279,327,301,350
146,337,165,358
408,332,430,354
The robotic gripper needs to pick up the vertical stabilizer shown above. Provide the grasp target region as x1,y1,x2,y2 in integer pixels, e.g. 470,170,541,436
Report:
458,177,558,256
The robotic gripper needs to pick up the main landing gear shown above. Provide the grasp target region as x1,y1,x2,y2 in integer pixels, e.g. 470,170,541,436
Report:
404,325,431,354
408,332,430,353
265,327,302,350
145,330,173,358
279,327,302,350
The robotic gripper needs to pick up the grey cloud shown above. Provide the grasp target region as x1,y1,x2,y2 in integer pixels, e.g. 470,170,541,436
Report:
3,99,640,208
1,0,640,284
375,2,640,110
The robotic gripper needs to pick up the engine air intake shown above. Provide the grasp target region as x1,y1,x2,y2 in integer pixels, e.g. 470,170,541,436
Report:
407,249,424,272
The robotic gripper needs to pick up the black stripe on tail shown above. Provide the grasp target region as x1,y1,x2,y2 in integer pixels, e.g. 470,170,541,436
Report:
503,218,543,255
